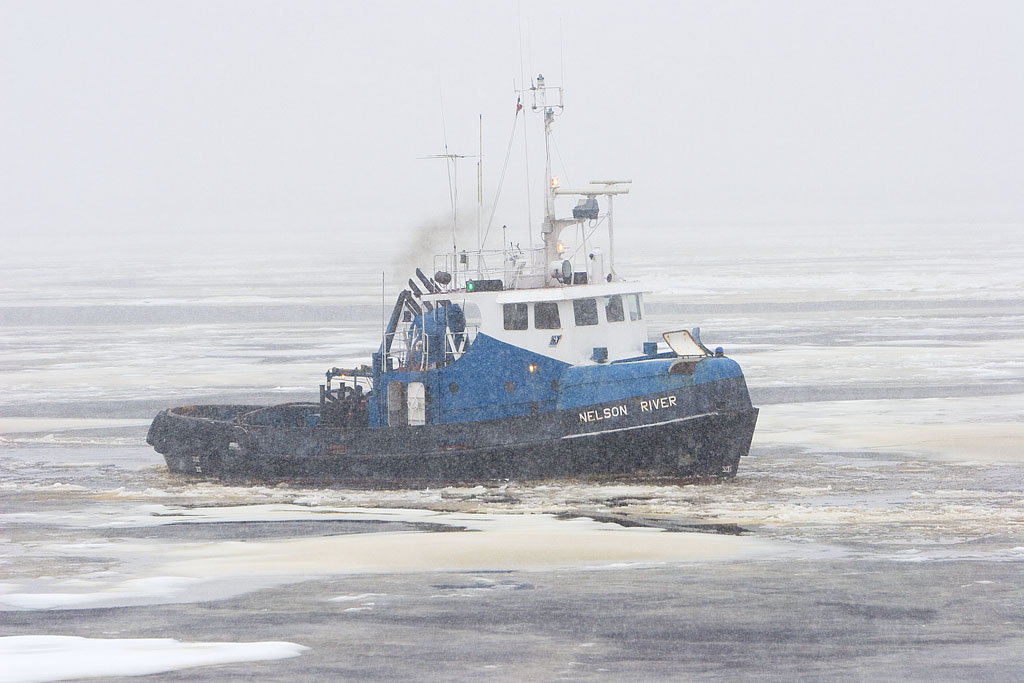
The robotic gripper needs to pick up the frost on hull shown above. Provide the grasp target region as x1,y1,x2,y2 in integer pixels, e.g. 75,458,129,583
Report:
146,74,759,484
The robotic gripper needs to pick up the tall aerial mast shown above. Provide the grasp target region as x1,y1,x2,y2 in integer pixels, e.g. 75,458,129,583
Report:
419,150,478,280
519,74,631,285
521,74,570,282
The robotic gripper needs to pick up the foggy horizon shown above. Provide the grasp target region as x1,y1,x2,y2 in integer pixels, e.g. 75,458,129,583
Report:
2,0,1022,258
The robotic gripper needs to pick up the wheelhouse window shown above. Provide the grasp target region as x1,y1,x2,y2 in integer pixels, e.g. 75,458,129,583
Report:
534,302,561,329
604,295,624,323
573,298,599,326
627,294,642,321
503,302,528,330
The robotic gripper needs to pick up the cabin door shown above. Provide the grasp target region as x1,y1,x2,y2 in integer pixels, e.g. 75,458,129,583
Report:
407,382,426,426
387,381,407,426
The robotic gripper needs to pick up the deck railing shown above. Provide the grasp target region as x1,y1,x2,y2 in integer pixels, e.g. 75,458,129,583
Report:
382,324,480,372
433,247,548,291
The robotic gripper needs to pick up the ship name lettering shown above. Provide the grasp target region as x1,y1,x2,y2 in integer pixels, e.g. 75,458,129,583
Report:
639,395,678,412
579,404,629,423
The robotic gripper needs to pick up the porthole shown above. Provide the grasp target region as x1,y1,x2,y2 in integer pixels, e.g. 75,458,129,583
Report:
449,382,459,395
504,381,516,393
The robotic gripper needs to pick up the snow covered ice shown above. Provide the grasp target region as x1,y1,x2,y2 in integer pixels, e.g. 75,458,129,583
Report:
1,225,1022,680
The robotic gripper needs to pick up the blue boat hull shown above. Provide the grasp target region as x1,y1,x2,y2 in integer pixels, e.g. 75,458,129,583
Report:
148,377,758,484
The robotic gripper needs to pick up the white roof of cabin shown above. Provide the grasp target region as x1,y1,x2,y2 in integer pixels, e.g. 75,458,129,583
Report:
494,281,648,303
422,280,647,304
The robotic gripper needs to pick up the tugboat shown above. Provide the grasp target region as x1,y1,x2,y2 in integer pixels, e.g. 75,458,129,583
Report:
147,76,758,483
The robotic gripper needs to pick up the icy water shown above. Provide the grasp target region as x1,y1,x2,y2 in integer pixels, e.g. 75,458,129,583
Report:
2,224,1023,681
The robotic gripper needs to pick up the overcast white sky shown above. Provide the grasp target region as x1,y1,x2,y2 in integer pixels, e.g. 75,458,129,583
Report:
2,0,1022,255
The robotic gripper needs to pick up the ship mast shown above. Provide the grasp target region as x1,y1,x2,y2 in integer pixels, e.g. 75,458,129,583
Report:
540,78,557,245
520,74,631,285
525,74,568,282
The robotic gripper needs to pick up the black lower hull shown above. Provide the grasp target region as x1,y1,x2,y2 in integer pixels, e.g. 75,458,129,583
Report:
148,382,758,484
